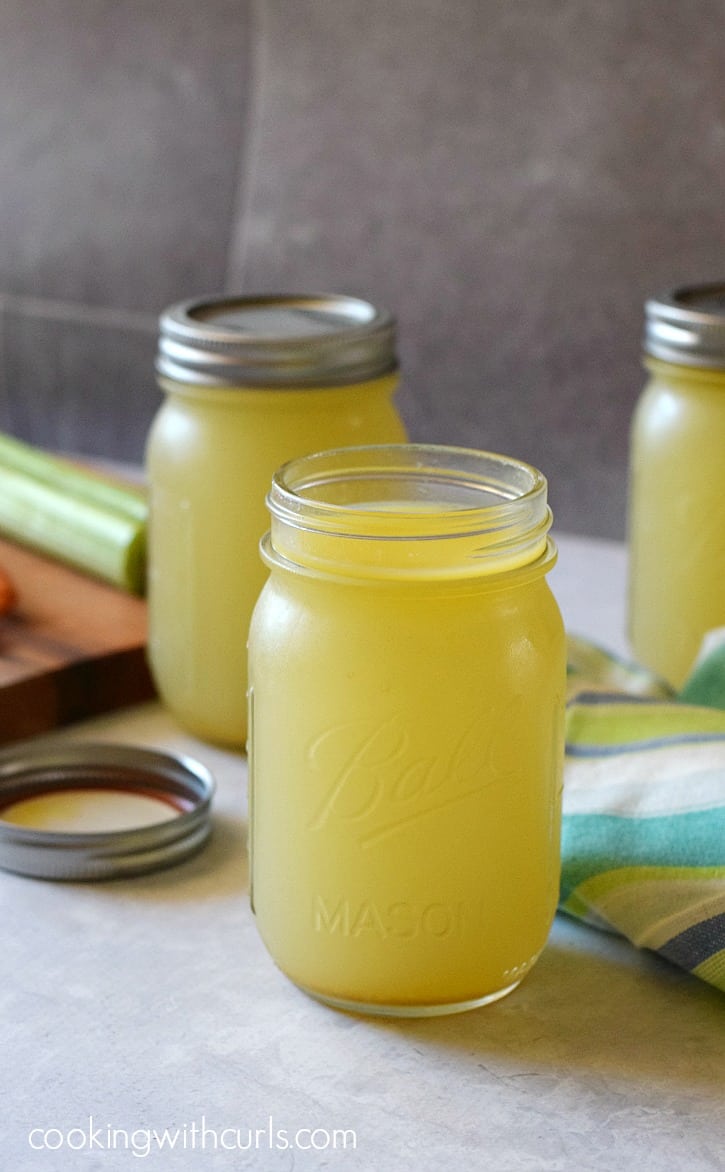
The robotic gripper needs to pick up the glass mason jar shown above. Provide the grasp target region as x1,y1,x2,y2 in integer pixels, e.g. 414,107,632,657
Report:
628,284,725,688
146,294,406,747
248,444,566,1016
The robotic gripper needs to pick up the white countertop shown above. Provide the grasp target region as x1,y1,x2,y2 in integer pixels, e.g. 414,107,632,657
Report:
2,533,723,1172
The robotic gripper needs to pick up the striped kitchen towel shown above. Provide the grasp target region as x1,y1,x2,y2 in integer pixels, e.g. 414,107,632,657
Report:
561,635,725,995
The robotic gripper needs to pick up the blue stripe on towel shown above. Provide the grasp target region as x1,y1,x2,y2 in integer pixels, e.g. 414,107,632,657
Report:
567,690,655,706
566,731,725,758
560,808,725,901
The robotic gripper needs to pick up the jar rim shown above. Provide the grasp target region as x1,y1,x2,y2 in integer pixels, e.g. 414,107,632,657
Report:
265,444,553,580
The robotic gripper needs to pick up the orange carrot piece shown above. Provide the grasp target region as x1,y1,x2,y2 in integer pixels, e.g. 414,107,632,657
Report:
0,565,17,614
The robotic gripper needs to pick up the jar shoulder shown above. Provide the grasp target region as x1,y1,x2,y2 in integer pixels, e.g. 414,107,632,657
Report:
637,370,725,409
147,387,406,470
250,574,564,656
631,368,725,450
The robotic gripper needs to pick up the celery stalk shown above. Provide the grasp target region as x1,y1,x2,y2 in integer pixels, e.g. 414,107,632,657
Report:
0,435,147,594
0,431,147,521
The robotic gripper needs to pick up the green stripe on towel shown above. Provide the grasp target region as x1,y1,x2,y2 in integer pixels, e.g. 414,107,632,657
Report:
567,694,725,748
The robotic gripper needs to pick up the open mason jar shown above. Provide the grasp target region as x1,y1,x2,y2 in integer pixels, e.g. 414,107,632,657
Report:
248,444,565,1016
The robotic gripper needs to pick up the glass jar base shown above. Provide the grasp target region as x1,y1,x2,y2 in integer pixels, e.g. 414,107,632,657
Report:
294,978,523,1018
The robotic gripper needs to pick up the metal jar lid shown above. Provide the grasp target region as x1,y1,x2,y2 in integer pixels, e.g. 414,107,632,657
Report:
0,742,215,881
156,293,398,388
644,283,725,368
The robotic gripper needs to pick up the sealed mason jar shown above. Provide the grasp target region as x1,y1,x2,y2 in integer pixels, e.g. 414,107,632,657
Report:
628,284,725,687
248,444,565,1016
146,294,406,746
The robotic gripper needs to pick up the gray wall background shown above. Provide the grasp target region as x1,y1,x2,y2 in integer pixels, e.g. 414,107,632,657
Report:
1,1,723,539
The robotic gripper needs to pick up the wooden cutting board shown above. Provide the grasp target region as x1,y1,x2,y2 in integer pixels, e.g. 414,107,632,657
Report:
0,536,156,746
